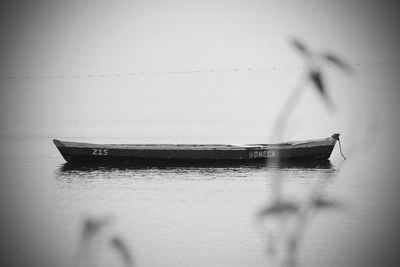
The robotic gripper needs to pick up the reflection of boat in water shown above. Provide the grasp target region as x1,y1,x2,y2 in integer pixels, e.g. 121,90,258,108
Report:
53,134,340,167
58,159,333,173
56,160,334,182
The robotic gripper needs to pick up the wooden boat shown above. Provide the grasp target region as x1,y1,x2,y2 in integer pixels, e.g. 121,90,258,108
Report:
53,133,340,166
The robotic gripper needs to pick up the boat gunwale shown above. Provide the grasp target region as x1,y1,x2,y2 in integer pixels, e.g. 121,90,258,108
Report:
53,136,337,151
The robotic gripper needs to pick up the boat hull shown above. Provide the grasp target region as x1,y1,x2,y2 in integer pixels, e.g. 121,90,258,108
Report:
53,134,339,166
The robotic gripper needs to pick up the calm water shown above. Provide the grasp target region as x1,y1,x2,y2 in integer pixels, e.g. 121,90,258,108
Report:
1,65,400,267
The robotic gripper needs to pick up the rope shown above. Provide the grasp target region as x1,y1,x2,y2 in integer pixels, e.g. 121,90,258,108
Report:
3,59,397,80
337,138,347,160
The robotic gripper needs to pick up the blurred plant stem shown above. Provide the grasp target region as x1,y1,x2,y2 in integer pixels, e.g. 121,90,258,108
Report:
270,76,307,143
77,216,134,267
259,37,351,267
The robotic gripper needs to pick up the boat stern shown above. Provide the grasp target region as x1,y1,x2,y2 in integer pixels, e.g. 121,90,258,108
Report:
323,133,340,159
331,133,340,141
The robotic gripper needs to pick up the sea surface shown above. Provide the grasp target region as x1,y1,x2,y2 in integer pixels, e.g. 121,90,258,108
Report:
1,65,400,267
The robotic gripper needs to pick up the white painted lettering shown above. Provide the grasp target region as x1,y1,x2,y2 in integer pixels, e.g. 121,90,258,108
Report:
249,150,276,159
92,148,109,156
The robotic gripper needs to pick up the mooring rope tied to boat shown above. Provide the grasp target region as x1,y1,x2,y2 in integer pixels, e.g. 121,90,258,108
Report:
337,137,347,160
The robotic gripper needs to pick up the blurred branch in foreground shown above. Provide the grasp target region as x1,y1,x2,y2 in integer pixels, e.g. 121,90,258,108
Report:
110,235,134,267
259,37,353,267
271,38,353,142
77,216,134,267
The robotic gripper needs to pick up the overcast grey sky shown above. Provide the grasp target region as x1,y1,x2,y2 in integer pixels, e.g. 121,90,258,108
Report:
1,0,399,141
1,0,398,77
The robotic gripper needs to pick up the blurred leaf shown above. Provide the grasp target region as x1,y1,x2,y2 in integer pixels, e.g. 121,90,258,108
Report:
322,53,353,74
110,236,134,267
81,216,110,244
258,200,300,218
309,70,325,95
312,196,342,210
290,38,311,57
309,70,335,110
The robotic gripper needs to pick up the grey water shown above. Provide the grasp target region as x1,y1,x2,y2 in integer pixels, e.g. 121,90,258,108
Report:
1,64,400,267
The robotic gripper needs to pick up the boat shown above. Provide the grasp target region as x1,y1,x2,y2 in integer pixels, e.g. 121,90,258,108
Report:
53,133,340,166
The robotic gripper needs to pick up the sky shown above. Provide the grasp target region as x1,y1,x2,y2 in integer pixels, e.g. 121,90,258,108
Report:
1,0,398,77
1,0,399,142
